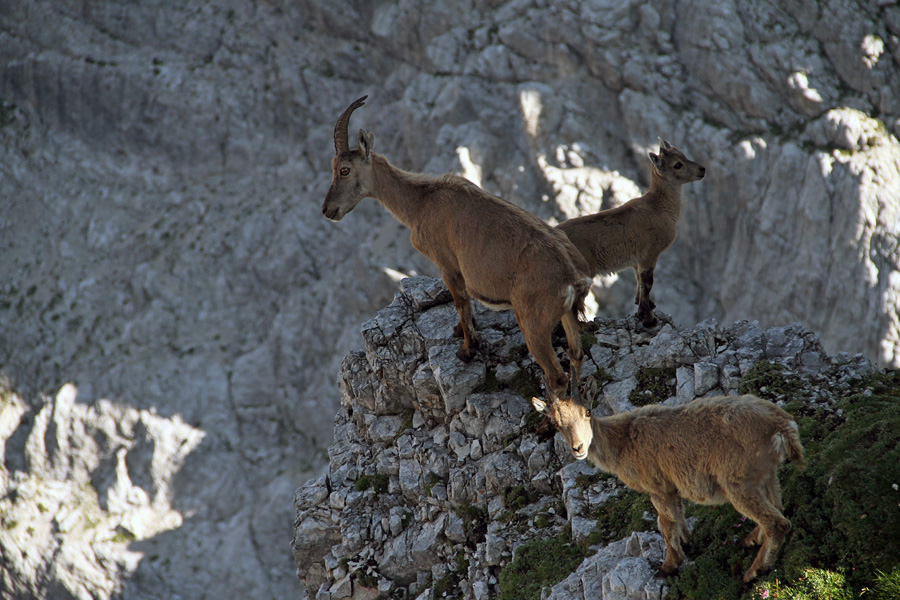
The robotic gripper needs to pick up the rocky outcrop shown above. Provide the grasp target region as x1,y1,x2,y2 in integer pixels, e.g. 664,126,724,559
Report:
292,276,870,599
0,1,897,598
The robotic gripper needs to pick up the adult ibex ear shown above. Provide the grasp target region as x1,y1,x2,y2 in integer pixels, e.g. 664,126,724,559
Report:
649,152,663,170
531,397,549,414
358,129,374,161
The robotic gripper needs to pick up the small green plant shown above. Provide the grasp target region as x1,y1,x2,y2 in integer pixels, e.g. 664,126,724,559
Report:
586,489,656,548
399,408,415,434
473,368,501,394
508,369,542,400
739,360,804,399
497,526,588,600
433,551,470,598
456,503,487,539
629,366,676,406
580,331,597,351
355,474,389,494
502,485,539,511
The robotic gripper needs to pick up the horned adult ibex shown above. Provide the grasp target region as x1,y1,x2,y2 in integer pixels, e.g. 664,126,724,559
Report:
556,140,705,327
532,383,804,582
322,96,592,398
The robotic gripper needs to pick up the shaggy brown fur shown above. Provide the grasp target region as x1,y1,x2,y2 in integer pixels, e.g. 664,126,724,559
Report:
556,140,705,327
322,97,592,397
532,393,804,582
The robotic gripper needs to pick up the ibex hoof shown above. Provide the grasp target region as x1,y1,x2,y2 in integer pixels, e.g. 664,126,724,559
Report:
654,567,677,580
638,313,658,328
456,344,477,362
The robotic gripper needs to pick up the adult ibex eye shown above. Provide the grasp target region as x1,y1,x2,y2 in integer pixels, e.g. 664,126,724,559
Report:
585,410,591,418
674,162,683,170
340,167,351,177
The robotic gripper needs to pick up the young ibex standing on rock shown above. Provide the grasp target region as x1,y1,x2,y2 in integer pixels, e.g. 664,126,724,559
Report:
322,96,592,398
532,381,804,583
556,139,705,327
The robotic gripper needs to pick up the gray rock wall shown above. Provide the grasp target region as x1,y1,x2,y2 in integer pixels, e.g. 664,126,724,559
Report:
0,1,898,598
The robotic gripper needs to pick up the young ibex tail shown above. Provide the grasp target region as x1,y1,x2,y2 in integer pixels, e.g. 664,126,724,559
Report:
556,139,705,327
533,374,803,583
322,96,592,399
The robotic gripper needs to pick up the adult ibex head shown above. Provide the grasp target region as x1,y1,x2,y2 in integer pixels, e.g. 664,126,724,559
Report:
320,96,592,399
322,95,373,221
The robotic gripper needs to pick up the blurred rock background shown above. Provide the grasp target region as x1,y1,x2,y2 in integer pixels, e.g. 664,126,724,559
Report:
0,0,897,598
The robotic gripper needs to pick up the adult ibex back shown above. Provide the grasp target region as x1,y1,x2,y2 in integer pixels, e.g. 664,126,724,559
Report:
532,380,803,582
556,140,705,327
322,96,592,398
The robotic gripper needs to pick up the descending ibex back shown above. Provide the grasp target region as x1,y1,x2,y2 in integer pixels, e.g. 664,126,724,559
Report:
556,140,705,327
322,96,592,398
532,380,804,583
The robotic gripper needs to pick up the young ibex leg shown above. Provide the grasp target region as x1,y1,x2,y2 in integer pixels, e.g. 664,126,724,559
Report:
443,272,478,361
728,486,791,582
635,266,657,327
650,493,689,577
744,477,784,548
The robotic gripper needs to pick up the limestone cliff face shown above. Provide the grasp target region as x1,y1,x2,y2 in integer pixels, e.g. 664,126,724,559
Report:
0,0,897,598
292,276,871,599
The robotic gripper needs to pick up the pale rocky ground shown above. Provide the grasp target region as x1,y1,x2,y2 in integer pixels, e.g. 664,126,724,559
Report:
0,0,898,599
293,276,871,599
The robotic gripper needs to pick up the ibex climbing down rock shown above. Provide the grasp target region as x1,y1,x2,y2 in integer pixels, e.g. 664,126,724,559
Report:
532,380,803,583
322,96,592,398
557,139,705,327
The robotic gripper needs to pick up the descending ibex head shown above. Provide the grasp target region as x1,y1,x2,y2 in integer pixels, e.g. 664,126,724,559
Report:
532,368,593,460
648,138,706,185
322,95,375,221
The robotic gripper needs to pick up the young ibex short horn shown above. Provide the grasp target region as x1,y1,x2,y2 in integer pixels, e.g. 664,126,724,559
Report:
556,139,705,327
322,96,592,398
533,379,804,583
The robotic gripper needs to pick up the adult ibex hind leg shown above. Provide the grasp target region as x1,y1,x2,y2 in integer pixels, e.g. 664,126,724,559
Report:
516,306,568,398
443,271,478,361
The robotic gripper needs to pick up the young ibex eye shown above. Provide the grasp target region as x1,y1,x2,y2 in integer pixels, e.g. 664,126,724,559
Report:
340,167,351,177
673,162,683,170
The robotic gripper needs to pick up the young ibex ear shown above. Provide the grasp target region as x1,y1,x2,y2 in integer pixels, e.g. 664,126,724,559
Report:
649,152,664,170
358,129,374,160
658,137,672,150
531,397,549,414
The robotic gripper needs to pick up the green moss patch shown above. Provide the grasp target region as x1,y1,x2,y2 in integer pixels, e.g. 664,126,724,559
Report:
629,366,676,406
739,359,805,400
354,474,389,494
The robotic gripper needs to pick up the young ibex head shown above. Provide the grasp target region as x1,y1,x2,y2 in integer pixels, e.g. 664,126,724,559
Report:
531,369,593,460
532,395,593,459
649,138,706,186
322,95,375,221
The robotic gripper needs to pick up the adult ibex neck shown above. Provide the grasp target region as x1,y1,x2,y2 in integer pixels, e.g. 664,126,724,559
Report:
370,153,425,226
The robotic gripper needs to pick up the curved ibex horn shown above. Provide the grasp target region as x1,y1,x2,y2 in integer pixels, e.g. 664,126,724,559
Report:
334,95,368,155
570,364,582,405
541,372,559,405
